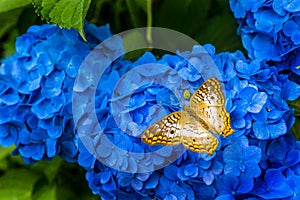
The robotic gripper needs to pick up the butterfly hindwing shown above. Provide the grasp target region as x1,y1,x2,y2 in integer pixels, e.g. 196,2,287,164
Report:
199,106,234,136
180,110,219,155
141,111,182,146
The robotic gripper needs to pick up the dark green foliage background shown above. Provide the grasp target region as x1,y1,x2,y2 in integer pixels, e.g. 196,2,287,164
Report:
0,0,299,199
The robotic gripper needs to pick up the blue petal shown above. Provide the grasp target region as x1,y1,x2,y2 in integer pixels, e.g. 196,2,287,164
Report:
144,174,159,189
100,171,111,184
224,143,242,161
127,157,137,173
129,93,146,111
133,52,156,66
131,178,143,191
65,55,81,78
198,159,211,169
284,0,300,12
269,119,287,138
248,92,268,113
273,0,287,16
215,194,234,200
184,164,198,177
230,1,246,18
243,145,261,163
45,138,57,157
244,160,261,178
31,143,45,160
136,173,150,182
1,91,20,105
286,175,300,193
106,151,117,167
96,139,112,158
44,70,65,89
283,81,300,101
237,174,254,193
265,169,284,188
286,150,300,166
253,121,268,139
18,128,31,144
164,194,177,200
252,34,277,60
239,87,257,102
283,20,298,37
152,153,165,165
164,165,178,181
203,171,214,185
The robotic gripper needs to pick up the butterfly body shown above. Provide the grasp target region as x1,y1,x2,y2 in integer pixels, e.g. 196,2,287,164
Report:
141,78,234,155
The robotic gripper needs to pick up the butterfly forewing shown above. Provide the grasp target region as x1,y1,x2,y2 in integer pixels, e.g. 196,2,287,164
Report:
142,111,182,146
190,77,224,109
190,78,234,137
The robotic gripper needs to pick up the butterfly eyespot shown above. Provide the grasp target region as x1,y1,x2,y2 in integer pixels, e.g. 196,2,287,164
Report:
170,130,175,134
192,139,196,142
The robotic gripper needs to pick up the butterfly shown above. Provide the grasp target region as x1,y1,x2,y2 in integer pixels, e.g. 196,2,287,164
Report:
141,77,234,155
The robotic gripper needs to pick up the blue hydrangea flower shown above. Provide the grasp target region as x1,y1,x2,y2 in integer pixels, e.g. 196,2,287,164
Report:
252,168,293,199
2,19,300,200
230,0,300,63
156,176,189,200
215,175,254,199
223,137,261,179
74,39,300,199
0,22,112,163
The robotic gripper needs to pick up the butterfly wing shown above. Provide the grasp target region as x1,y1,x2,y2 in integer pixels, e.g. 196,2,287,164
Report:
180,111,219,155
189,78,234,137
141,110,219,155
190,77,224,109
141,111,182,146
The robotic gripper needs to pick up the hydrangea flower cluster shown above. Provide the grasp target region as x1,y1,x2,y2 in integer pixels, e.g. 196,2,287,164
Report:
0,22,112,164
229,0,300,75
1,15,300,200
77,43,300,199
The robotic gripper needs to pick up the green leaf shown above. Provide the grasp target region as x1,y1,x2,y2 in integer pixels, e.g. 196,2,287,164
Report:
288,98,300,117
0,169,41,200
0,9,22,38
32,181,57,200
0,0,31,13
196,12,243,52
0,146,14,161
288,98,300,140
125,0,143,27
55,161,97,200
0,146,14,171
291,117,300,140
32,157,62,184
32,0,92,41
123,30,150,60
1,28,18,57
154,0,210,36
217,0,230,9
134,0,149,13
